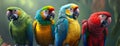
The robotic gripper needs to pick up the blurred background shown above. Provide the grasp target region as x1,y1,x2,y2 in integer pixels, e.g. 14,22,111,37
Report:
0,0,120,46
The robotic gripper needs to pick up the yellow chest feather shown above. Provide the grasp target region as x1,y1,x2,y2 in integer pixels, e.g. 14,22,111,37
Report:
63,17,81,45
34,21,53,45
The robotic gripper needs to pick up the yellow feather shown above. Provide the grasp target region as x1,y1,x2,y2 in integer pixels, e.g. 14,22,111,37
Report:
63,17,81,46
65,9,71,16
33,20,54,45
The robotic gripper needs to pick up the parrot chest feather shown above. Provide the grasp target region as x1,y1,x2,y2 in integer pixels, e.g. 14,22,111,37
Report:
88,24,105,37
35,21,53,45
10,21,28,43
63,18,81,45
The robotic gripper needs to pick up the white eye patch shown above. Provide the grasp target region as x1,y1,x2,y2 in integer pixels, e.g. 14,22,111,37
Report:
43,10,48,17
99,15,107,23
69,8,73,15
100,15,107,20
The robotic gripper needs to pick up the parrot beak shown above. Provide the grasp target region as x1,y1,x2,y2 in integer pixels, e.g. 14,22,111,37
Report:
101,20,108,27
72,6,79,19
101,17,111,27
6,9,19,21
45,11,55,21
107,17,111,24
50,11,55,20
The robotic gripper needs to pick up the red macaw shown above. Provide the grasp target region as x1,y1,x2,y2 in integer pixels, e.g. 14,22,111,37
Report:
82,11,111,46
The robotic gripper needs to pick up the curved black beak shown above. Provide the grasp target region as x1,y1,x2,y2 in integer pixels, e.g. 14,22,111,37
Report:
101,20,108,27
73,9,79,19
45,12,55,20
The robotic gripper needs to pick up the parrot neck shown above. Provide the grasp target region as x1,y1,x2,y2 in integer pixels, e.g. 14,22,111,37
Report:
35,11,54,25
88,21,103,29
37,18,54,25
58,12,67,19
66,16,78,21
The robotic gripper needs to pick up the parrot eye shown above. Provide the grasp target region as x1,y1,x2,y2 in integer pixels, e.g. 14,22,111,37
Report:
101,15,107,18
65,8,74,16
45,10,48,13
13,10,17,13
69,8,73,14
102,15,104,17
70,8,73,11
14,10,16,11
69,8,73,12
99,15,107,21
43,10,48,17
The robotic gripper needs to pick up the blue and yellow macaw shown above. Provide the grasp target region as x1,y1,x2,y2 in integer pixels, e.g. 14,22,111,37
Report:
33,6,55,46
55,3,81,46
6,7,33,46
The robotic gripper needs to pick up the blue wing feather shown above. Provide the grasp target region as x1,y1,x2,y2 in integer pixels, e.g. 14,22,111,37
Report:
55,18,69,46
103,29,107,46
82,21,89,46
104,36,106,46
51,24,55,39
83,33,88,46
26,23,33,46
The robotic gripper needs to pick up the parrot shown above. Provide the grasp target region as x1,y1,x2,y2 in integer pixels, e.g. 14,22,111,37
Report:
6,7,33,46
55,3,81,46
33,6,55,46
82,11,111,46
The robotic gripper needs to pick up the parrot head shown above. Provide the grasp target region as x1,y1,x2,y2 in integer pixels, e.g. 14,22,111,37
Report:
88,11,111,27
35,6,55,25
59,3,79,19
39,6,55,21
6,7,24,21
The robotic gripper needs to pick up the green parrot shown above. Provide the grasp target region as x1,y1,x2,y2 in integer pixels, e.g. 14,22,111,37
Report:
6,7,33,46
33,6,55,46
